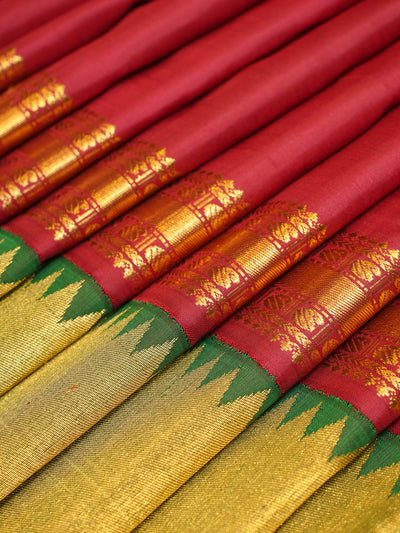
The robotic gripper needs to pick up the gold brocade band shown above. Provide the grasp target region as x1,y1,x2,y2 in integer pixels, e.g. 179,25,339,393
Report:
0,227,398,530
0,48,24,91
229,231,400,374
29,141,180,243
0,174,246,399
0,73,72,154
136,244,400,532
0,107,119,218
159,201,326,322
321,299,400,412
88,172,249,282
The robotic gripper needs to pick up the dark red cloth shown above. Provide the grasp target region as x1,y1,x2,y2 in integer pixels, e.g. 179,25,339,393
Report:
139,107,400,343
61,54,400,309
0,0,359,221
303,298,400,432
0,0,84,48
0,0,145,91
0,0,264,154
213,189,400,394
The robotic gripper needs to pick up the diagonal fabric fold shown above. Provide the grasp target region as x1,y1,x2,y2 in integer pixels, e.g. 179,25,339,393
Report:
278,416,400,532
0,0,145,92
0,0,85,48
0,0,267,155
2,37,400,291
0,0,376,222
0,124,400,500
1,189,400,530
1,67,400,393
1,2,400,531
0,0,359,222
139,298,400,532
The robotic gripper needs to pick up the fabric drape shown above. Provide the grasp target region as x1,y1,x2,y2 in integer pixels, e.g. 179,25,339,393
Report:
1,2,400,531
1,188,399,531
136,296,400,532
0,0,378,222
2,37,400,295
0,0,145,92
0,109,400,501
2,69,400,397
279,416,400,531
0,0,85,48
0,0,265,155
137,300,400,532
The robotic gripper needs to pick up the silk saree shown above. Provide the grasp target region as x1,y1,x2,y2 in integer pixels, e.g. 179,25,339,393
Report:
0,1,400,532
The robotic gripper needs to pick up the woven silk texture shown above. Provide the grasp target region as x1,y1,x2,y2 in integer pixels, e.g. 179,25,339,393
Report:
137,295,400,532
0,109,400,501
137,270,400,532
0,0,382,221
1,38,400,293
1,183,400,531
279,416,400,532
0,0,270,154
0,0,145,92
0,0,84,48
1,1,400,532
2,65,400,396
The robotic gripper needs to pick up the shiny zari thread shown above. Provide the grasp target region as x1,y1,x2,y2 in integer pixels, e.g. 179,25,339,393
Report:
0,48,24,87
28,141,179,243
159,201,326,320
233,231,400,372
88,170,249,286
0,73,72,151
0,107,118,213
322,299,400,412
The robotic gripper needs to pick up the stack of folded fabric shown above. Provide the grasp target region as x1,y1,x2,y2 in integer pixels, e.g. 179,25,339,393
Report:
0,1,400,531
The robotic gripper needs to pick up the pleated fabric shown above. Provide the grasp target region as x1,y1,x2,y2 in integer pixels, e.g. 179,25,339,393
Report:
1,2,400,532
0,0,266,154
2,37,400,293
1,188,400,531
0,0,379,221
0,0,144,92
0,118,399,503
0,0,85,48
279,416,400,532
138,294,400,533
2,64,400,396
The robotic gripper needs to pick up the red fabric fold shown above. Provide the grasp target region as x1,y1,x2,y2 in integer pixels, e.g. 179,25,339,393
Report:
0,0,84,48
0,0,359,221
1,1,398,223
63,92,400,310
0,0,145,92
214,188,400,388
303,297,400,432
139,107,400,343
0,0,263,154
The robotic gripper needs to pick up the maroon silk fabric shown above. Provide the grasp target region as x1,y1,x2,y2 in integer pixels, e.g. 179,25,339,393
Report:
139,107,400,344
0,0,145,91
0,0,264,154
0,0,84,48
214,189,400,390
64,84,400,311
0,0,359,221
303,297,400,433
8,39,400,264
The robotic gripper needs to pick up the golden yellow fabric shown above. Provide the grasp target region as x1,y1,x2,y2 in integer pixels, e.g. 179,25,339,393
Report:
0,343,267,531
137,393,364,533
